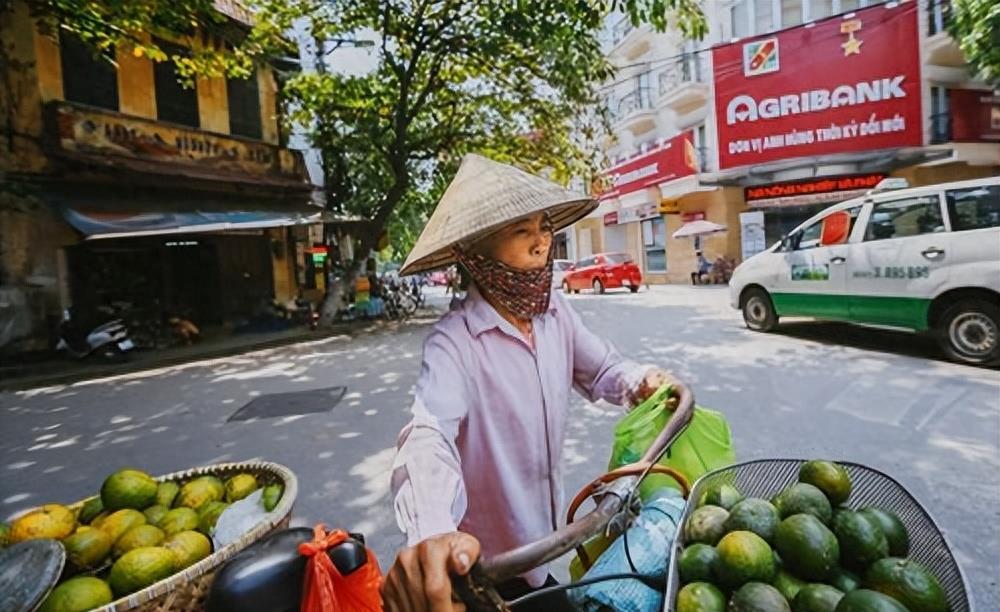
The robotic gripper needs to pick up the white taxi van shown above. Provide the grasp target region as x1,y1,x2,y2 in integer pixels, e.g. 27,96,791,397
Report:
730,177,1000,365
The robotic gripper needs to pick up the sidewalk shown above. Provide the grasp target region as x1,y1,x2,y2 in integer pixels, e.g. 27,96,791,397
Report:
0,303,444,391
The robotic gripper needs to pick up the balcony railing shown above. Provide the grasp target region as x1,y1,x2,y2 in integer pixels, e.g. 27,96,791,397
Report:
929,112,952,144
611,17,636,46
612,87,653,122
658,54,706,97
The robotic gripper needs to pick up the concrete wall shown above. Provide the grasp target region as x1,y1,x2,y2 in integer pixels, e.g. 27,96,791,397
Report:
270,227,297,304
892,162,999,188
0,198,80,352
663,187,746,284
575,218,606,258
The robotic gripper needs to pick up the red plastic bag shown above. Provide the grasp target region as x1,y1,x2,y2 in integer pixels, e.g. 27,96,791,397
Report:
299,524,384,612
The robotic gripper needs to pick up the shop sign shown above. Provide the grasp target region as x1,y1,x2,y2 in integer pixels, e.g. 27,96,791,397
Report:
659,199,680,214
594,131,697,200
618,202,661,224
48,101,308,183
745,173,886,208
949,89,1000,142
712,2,922,170
603,211,619,226
682,212,705,222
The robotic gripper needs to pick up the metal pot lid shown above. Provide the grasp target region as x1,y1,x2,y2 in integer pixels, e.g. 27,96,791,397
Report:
0,539,66,612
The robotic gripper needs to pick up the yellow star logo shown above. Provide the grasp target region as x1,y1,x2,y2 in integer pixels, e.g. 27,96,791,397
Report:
842,34,863,56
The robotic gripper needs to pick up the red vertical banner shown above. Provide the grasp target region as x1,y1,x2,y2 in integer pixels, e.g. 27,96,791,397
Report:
949,89,1000,142
713,1,922,170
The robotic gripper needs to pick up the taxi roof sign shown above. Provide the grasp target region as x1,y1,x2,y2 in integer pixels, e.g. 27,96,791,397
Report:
872,178,910,192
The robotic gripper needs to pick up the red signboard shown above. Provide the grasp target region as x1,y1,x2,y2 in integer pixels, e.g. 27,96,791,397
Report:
744,173,886,202
596,131,697,200
713,2,922,170
949,89,1000,142
603,211,619,226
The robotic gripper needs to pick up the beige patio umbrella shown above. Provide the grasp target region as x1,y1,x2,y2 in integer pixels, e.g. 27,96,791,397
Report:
672,219,727,239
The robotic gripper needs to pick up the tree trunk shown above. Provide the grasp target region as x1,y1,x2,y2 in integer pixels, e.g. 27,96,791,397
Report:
319,176,408,326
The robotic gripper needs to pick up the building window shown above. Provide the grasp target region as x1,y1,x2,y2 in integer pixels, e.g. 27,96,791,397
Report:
781,0,803,28
810,0,834,20
154,38,200,128
642,217,667,272
694,123,708,170
838,0,861,11
930,86,951,144
227,70,263,139
60,33,118,110
731,0,751,38
755,0,775,34
928,0,949,35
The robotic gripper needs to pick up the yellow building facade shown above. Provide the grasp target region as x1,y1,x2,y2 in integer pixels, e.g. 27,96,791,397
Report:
0,1,320,353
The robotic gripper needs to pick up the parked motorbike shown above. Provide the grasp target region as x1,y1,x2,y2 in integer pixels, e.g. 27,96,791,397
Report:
55,308,134,359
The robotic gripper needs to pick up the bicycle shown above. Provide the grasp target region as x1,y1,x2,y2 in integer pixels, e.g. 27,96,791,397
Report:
205,384,697,611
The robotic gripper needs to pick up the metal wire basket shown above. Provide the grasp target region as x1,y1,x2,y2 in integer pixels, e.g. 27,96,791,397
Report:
664,459,972,612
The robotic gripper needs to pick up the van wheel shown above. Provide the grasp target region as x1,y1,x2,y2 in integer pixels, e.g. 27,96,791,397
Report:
593,278,605,294
742,288,778,332
629,285,639,293
937,299,1000,366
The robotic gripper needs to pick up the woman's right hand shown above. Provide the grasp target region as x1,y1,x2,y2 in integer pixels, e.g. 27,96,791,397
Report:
381,532,481,611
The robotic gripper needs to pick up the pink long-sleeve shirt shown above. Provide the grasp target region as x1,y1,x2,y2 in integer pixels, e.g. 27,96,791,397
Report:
390,284,649,586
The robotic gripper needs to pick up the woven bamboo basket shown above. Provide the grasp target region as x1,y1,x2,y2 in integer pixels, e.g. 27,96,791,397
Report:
59,460,297,612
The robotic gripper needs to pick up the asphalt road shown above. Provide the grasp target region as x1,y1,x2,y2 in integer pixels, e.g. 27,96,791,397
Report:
2,285,997,608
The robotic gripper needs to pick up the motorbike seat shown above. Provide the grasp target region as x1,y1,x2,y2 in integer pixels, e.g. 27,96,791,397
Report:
206,527,368,612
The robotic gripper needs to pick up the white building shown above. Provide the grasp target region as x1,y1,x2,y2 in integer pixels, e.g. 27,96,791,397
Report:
573,0,999,284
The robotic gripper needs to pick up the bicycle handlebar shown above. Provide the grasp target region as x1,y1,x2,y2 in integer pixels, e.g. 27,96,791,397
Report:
476,382,695,584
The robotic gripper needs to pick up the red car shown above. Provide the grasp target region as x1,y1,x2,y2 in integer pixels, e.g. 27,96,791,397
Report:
562,252,643,294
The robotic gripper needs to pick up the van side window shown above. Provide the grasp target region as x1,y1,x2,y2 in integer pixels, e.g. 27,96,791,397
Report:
794,222,823,250
946,185,1000,231
864,196,944,241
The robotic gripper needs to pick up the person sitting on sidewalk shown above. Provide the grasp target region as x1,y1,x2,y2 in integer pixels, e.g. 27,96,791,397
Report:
691,250,712,284
382,154,675,611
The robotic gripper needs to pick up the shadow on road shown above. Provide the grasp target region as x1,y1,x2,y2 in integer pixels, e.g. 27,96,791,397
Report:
771,321,942,362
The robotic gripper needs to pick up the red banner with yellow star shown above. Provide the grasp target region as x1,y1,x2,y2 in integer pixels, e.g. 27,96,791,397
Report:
712,1,922,170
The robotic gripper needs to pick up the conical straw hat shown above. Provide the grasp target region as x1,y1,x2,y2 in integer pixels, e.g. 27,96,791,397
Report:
400,154,596,275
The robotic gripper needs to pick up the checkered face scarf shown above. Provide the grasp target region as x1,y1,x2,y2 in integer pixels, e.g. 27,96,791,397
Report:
453,244,554,321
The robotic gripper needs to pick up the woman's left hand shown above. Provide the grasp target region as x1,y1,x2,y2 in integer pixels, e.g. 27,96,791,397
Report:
628,368,678,407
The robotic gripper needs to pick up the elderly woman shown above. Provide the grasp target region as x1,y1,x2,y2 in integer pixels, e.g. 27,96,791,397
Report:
382,155,673,611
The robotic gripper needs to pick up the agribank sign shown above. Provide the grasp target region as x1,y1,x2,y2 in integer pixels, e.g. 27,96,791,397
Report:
713,1,922,170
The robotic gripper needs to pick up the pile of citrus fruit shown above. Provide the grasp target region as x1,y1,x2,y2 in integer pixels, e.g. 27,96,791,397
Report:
0,468,283,612
675,460,948,612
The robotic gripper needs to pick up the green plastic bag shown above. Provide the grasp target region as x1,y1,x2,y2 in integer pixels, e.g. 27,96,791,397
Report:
608,385,736,501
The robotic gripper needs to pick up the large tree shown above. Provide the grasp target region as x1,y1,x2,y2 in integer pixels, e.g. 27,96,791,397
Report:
947,0,1000,84
256,0,706,319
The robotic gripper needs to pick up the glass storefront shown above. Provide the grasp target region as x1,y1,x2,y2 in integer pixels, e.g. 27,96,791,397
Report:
642,216,667,272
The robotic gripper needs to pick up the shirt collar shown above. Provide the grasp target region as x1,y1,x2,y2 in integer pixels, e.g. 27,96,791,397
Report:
463,283,558,338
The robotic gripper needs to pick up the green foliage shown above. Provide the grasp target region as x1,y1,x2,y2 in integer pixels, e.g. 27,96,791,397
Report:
10,0,265,84
947,0,1000,84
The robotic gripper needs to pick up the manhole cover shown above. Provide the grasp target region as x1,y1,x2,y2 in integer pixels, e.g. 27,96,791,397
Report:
227,386,347,422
